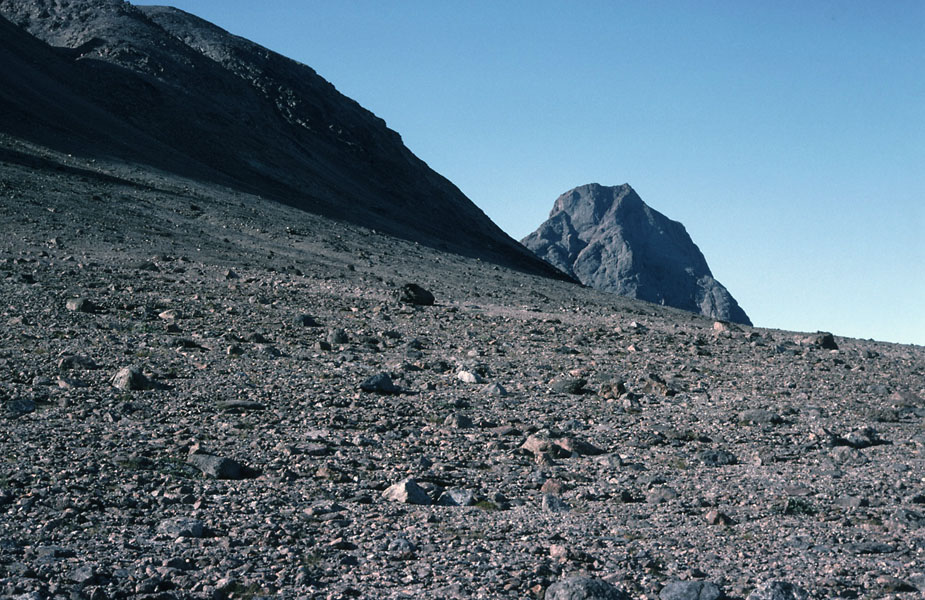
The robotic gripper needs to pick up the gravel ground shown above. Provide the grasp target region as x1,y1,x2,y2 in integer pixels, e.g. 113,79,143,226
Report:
1,137,923,599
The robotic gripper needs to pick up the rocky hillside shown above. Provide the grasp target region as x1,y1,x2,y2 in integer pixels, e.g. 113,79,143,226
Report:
2,3,924,600
0,0,565,279
522,184,751,325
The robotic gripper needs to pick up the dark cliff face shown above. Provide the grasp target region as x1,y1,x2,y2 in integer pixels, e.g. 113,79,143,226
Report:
522,183,752,325
0,0,568,279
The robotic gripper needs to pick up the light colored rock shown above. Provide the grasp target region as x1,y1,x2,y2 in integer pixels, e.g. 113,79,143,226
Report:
437,488,475,506
456,370,483,384
111,366,153,391
383,478,431,505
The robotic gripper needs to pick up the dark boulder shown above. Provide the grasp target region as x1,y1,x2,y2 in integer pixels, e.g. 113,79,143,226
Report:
546,576,630,600
395,283,435,306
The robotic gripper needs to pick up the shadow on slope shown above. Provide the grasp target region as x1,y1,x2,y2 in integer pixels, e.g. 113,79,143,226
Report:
0,4,570,282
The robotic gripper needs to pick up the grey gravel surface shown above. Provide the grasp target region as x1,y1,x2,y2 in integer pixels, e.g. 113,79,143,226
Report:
1,138,924,600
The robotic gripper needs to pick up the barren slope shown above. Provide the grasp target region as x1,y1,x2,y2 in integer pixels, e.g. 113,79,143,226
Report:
0,1,565,278
0,137,923,600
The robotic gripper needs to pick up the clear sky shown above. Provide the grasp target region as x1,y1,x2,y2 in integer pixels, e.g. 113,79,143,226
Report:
136,1,924,345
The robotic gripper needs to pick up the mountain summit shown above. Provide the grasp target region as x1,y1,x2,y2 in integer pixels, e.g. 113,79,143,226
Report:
522,183,751,324
0,0,565,279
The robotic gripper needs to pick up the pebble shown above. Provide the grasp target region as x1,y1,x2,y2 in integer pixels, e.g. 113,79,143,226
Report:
437,488,476,506
387,536,417,559
292,313,320,327
328,328,349,345
699,448,737,467
57,354,99,370
483,382,508,396
704,509,736,527
551,377,587,394
739,409,783,425
647,487,679,504
5,397,36,417
444,413,474,428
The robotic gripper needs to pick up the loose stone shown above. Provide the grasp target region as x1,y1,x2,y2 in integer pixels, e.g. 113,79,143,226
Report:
545,576,630,600
383,478,431,505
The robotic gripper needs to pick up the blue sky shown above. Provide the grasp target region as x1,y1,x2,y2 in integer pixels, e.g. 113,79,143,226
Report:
136,1,924,345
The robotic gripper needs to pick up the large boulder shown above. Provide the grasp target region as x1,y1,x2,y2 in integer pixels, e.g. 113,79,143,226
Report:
545,576,630,600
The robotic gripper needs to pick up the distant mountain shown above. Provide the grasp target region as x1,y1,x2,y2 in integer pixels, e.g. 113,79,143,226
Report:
522,183,751,324
0,0,566,279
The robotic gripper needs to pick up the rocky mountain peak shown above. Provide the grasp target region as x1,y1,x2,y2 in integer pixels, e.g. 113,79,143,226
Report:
550,182,638,227
522,183,752,325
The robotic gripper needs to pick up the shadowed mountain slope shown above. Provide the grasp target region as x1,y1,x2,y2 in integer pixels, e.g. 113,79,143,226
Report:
522,183,751,324
0,0,568,279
